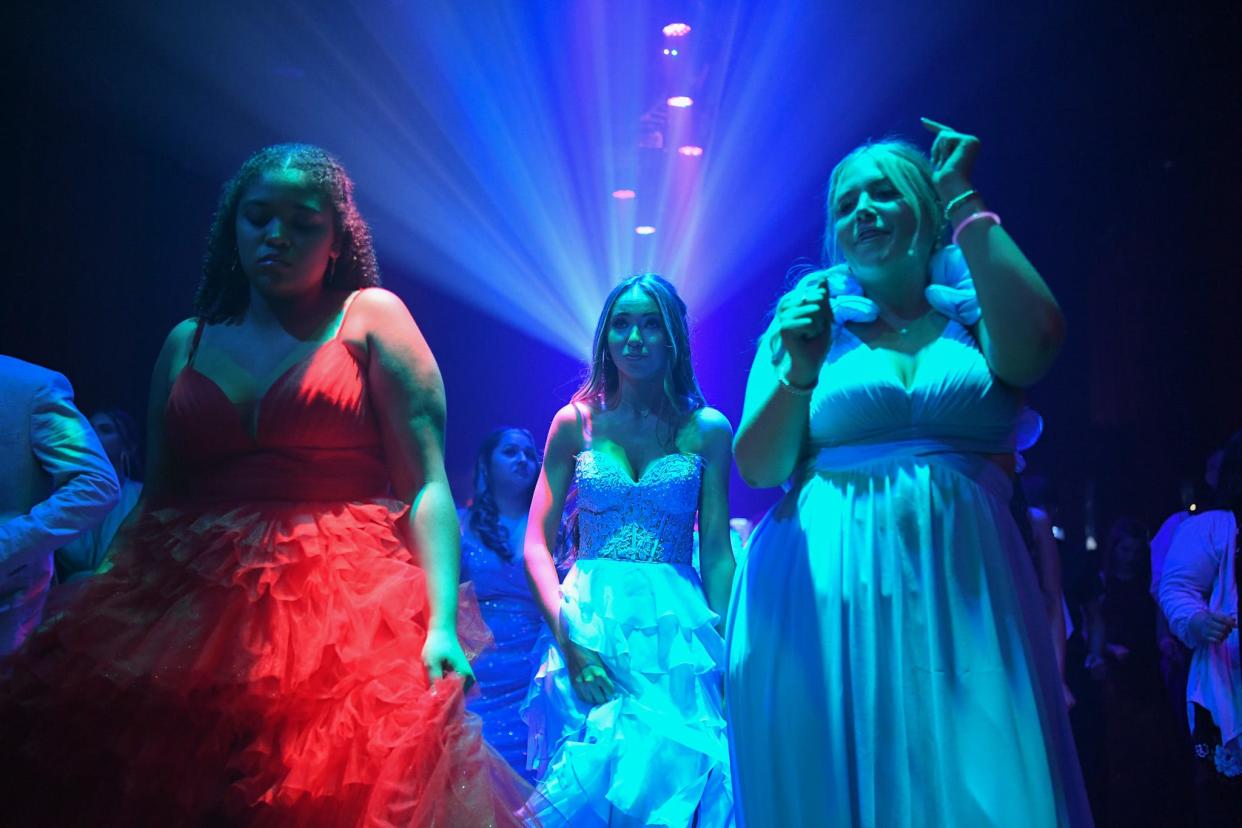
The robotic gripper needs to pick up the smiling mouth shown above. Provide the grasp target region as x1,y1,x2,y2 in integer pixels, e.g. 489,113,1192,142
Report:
856,229,889,243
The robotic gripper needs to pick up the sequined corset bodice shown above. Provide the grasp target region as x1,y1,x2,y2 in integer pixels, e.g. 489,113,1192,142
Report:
574,450,701,565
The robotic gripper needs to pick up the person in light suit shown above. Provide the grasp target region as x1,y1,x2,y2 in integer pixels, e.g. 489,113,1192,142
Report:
0,354,119,655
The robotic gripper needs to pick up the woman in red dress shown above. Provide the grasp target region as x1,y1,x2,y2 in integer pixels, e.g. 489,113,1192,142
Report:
0,144,529,826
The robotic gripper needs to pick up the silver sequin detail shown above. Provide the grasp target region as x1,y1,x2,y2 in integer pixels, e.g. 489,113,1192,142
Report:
574,450,701,565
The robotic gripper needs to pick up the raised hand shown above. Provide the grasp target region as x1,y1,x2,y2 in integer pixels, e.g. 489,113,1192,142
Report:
773,271,833,386
921,117,981,201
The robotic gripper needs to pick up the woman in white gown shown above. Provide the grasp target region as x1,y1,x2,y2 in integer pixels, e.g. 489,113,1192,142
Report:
727,120,1092,826
523,274,736,827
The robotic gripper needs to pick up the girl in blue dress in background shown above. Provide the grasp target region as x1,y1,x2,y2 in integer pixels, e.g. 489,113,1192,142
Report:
459,427,547,782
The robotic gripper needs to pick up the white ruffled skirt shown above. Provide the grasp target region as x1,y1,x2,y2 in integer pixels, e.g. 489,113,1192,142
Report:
521,559,733,827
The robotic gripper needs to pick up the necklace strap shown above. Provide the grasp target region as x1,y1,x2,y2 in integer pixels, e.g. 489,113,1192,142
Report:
875,303,931,334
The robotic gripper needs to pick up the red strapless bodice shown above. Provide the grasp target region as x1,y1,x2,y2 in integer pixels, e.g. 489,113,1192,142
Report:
165,339,389,502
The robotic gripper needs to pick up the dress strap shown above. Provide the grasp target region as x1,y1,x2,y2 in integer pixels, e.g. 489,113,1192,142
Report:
331,289,364,340
186,318,206,367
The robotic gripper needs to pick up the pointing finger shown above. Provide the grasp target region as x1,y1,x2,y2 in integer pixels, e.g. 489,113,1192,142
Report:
921,116,953,134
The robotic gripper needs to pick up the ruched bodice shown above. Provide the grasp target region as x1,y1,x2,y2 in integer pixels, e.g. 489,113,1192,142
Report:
809,320,1022,456
574,449,701,565
166,339,389,503
802,244,1023,462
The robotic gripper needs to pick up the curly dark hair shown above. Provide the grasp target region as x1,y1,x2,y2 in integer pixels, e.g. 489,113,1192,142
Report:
467,427,540,562
194,143,382,323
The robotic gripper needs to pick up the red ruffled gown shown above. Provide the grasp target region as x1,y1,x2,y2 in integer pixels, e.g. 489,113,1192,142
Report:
0,329,530,827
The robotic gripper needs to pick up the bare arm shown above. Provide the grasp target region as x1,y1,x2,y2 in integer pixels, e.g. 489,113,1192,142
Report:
360,289,469,681
693,408,736,633
923,118,1065,387
524,404,582,645
957,212,1065,387
733,273,831,488
141,319,197,499
524,405,617,704
93,318,197,567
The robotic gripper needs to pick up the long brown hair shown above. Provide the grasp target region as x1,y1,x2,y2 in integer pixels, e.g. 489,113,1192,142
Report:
466,427,539,562
571,273,706,416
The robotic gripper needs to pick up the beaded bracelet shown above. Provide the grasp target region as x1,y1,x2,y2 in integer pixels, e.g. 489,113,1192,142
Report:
942,188,977,220
777,373,817,396
951,210,1001,246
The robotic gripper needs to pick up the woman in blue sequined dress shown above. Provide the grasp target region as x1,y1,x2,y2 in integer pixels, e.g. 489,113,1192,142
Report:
459,427,546,782
521,274,736,827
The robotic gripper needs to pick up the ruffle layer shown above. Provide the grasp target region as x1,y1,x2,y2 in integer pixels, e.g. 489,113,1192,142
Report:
558,559,723,680
0,499,526,827
521,560,732,827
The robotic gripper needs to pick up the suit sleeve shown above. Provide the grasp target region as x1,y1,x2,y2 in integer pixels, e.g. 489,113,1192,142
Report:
0,371,120,573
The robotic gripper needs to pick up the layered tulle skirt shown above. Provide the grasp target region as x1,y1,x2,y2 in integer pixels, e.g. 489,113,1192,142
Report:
0,498,530,827
522,559,733,827
726,455,1092,827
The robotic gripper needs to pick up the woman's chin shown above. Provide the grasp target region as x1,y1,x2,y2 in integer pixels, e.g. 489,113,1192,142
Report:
252,278,321,301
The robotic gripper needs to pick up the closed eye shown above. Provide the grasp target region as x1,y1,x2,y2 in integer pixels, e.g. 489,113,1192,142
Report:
242,208,271,226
